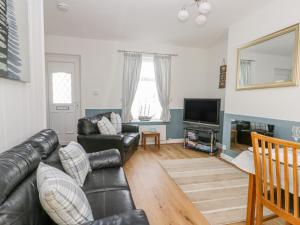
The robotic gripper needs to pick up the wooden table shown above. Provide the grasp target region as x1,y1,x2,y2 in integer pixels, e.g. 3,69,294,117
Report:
141,131,160,149
232,150,300,224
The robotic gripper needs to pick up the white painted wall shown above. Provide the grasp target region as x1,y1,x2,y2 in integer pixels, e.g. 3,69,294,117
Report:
45,35,226,112
0,0,46,152
225,0,300,122
206,40,228,110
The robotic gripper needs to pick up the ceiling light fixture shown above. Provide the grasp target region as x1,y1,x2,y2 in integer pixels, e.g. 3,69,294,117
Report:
178,0,211,26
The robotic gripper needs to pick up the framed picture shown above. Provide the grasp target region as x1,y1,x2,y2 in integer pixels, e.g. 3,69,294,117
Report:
0,0,30,82
219,65,227,89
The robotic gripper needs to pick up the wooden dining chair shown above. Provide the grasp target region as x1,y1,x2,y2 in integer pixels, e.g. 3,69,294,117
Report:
251,132,300,225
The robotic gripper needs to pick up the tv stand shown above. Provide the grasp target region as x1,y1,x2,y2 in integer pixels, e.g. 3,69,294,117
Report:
183,126,219,155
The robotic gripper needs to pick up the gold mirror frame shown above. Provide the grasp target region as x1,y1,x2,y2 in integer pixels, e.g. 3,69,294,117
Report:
236,24,300,90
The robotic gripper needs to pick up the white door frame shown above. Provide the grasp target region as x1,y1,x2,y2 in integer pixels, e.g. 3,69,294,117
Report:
45,53,81,136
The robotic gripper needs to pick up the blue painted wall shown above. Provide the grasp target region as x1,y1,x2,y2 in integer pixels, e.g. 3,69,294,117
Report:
222,113,300,158
85,109,225,141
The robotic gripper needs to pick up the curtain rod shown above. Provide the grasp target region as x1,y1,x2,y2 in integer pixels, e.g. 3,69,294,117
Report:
241,59,256,62
118,50,178,57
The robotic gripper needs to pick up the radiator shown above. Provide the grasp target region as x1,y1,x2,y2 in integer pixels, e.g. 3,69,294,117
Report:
139,125,166,145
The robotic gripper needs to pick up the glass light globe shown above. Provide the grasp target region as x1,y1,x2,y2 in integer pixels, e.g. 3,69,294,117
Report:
195,15,207,26
199,1,211,14
178,9,189,22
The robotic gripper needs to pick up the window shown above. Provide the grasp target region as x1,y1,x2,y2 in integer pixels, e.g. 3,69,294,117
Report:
131,57,162,120
52,72,72,104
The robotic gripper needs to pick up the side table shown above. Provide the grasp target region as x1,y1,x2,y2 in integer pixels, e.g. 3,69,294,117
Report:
141,131,160,149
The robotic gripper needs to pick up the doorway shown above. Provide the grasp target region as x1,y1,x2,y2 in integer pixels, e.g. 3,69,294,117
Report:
46,54,81,145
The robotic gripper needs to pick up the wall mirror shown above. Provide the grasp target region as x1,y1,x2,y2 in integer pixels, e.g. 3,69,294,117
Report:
236,24,300,90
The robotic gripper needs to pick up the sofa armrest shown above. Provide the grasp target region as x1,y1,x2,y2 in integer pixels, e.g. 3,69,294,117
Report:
122,124,139,133
88,149,122,170
77,134,125,163
84,210,149,225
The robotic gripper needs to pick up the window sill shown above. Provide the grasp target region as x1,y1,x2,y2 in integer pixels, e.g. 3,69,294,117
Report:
129,119,165,124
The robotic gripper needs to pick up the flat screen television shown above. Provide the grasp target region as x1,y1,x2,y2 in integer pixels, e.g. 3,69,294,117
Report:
183,99,221,125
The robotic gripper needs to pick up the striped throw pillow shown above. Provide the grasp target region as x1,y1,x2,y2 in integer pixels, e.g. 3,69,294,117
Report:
111,112,122,133
97,116,117,135
37,163,94,225
59,141,91,187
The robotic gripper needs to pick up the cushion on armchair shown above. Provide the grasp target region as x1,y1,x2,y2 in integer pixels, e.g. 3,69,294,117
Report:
97,117,117,135
111,112,122,133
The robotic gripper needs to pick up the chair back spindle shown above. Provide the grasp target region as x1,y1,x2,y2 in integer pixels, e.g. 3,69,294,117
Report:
251,132,300,224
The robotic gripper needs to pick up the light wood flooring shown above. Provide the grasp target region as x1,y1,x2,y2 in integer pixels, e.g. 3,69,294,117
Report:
124,144,284,225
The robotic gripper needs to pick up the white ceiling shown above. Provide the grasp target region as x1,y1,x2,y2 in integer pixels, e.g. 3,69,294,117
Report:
44,0,273,48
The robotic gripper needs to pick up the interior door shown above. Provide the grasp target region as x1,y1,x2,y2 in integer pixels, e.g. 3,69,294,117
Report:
46,55,81,145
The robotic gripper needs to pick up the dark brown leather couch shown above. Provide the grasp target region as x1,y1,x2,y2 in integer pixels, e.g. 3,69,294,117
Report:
236,121,275,146
77,112,140,164
0,129,149,225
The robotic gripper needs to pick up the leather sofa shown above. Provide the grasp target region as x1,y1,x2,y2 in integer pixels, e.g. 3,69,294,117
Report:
235,121,275,146
77,112,140,163
0,129,149,225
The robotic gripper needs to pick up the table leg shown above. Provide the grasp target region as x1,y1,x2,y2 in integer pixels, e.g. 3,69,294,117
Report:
246,174,256,225
143,136,146,149
158,134,160,149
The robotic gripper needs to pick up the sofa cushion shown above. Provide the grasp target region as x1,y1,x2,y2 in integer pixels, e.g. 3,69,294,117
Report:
86,190,135,219
27,129,59,159
83,167,129,194
0,143,40,204
59,141,91,187
37,163,94,225
78,113,112,135
111,112,122,133
97,117,117,135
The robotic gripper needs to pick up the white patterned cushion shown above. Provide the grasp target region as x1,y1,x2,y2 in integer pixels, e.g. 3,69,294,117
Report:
111,112,122,133
37,163,94,225
59,141,91,187
97,116,117,135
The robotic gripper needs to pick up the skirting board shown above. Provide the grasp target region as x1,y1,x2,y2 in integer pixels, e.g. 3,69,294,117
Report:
139,138,184,145
166,138,184,144
220,153,234,162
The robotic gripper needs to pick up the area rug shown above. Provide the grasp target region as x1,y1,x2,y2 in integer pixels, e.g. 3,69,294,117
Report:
159,157,250,225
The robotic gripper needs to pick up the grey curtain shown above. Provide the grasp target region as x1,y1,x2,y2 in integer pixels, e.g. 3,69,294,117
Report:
154,55,172,122
122,53,142,123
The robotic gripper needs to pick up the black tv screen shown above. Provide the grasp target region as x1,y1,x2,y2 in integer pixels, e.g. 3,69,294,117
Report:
184,99,221,125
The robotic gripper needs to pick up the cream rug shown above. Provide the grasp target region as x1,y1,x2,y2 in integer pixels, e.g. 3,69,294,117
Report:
160,157,250,225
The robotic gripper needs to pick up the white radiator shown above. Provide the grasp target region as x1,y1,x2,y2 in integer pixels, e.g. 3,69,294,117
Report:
139,125,166,145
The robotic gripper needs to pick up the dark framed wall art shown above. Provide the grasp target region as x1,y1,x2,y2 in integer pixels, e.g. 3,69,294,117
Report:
0,0,30,82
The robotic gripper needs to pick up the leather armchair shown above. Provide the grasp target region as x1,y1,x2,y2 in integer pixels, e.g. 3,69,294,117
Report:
78,113,140,164
78,134,125,158
236,121,275,146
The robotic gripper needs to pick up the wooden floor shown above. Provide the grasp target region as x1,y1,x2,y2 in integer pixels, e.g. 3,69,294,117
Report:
124,144,284,225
